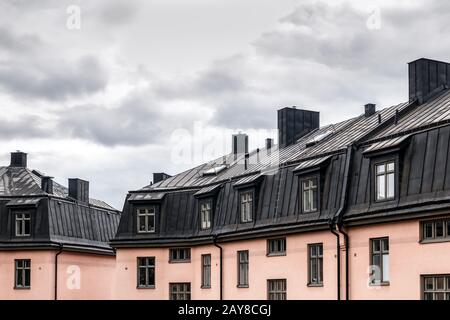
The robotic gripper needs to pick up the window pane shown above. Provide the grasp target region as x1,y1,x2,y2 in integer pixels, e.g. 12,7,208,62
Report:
387,173,395,198
372,240,381,253
376,164,385,174
447,221,450,237
424,223,433,239
377,175,385,200
138,216,146,231
436,292,445,300
435,221,444,238
424,277,434,290
424,292,433,300
436,277,445,290
382,254,389,282
312,188,318,211
387,162,395,172
382,238,389,252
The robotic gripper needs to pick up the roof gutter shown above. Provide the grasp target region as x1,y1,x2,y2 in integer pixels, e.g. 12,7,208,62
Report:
329,145,353,300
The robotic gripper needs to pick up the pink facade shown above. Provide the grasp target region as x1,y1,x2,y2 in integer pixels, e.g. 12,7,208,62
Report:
114,231,338,300
0,250,116,300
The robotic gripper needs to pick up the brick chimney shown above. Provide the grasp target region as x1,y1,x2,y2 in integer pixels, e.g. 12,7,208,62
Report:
10,151,27,168
68,178,89,204
278,107,320,148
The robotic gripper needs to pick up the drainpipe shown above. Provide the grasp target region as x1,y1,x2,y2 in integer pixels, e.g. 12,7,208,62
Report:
329,145,353,301
338,224,350,300
213,235,223,300
54,244,63,300
329,219,341,301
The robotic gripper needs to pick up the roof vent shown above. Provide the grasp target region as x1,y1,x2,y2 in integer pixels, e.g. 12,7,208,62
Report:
265,138,273,150
364,103,376,117
10,151,27,168
232,133,248,159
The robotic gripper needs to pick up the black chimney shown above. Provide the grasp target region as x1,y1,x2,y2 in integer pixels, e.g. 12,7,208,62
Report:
408,58,450,104
278,107,320,148
153,173,171,184
232,133,248,159
364,103,376,117
10,151,27,168
68,178,89,204
41,176,54,194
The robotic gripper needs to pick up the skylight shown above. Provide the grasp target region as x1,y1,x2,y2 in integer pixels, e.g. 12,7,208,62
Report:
203,165,227,176
305,129,334,147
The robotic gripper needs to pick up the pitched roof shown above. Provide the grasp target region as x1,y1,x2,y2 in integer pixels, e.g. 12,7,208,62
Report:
0,166,117,211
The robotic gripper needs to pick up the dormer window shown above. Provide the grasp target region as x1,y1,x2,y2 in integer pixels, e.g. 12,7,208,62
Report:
200,200,212,230
375,161,395,201
15,213,31,237
137,207,156,233
240,191,253,223
301,177,318,213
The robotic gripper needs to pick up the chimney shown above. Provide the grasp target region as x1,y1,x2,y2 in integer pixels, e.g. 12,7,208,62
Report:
10,151,27,168
232,133,248,159
41,176,54,194
278,107,320,148
408,58,450,104
153,172,171,184
364,103,376,117
68,178,89,204
265,138,273,150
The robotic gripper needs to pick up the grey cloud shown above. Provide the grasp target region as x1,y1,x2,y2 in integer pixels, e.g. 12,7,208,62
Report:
99,0,139,26
0,52,108,101
0,26,43,52
0,115,51,139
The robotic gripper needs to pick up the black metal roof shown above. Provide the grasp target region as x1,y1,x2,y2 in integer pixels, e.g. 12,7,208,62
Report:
0,165,120,254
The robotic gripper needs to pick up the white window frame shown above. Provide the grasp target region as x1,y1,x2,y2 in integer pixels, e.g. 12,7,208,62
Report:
375,161,395,201
302,177,318,213
15,213,31,237
137,207,156,233
240,191,253,223
200,201,212,230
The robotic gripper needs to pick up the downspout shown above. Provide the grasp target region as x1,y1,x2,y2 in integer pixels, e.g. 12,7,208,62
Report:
329,145,353,301
54,244,63,300
213,235,223,300
329,219,341,300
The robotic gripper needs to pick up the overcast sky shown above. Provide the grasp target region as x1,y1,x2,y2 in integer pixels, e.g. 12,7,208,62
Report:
1,0,449,209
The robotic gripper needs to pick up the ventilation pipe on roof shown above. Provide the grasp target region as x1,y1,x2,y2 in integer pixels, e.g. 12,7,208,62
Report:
394,109,399,125
41,176,54,194
232,133,248,160
265,138,273,150
244,153,249,170
364,103,376,117
10,151,27,168
378,114,382,124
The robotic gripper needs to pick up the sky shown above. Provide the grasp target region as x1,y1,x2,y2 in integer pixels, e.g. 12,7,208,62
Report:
1,0,450,209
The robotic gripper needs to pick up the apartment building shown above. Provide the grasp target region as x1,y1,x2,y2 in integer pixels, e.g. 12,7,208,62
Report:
111,58,450,300
0,152,120,299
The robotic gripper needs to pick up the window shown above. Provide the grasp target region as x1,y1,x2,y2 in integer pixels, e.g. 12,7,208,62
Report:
301,178,318,212
267,279,287,300
169,283,191,300
15,259,31,289
375,161,395,201
308,243,323,285
200,201,212,230
423,275,450,300
370,237,389,285
137,207,155,233
137,257,155,288
15,213,31,237
240,192,253,223
201,254,211,288
267,238,286,256
169,248,191,263
237,250,249,287
422,218,450,242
